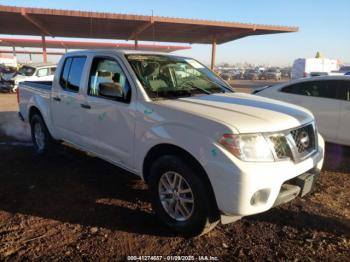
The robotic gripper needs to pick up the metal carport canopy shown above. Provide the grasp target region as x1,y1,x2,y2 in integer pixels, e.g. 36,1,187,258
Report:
0,37,191,52
0,5,298,68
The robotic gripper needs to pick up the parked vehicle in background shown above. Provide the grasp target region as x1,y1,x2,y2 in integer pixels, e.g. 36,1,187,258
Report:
230,69,242,79
236,68,245,79
0,64,17,80
291,58,339,79
219,69,241,81
3,63,56,92
219,70,232,81
0,64,17,92
256,67,266,73
338,65,350,75
243,69,259,80
281,68,291,79
18,49,324,237
327,66,350,76
260,68,282,80
255,76,350,146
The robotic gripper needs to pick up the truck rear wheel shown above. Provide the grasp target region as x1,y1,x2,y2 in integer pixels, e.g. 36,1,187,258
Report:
30,114,55,155
149,155,219,237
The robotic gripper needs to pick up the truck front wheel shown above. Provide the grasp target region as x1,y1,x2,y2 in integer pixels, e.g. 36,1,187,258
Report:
30,114,54,155
149,155,219,237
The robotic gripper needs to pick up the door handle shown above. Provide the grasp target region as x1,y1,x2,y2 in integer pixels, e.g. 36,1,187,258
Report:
53,97,61,102
81,104,91,109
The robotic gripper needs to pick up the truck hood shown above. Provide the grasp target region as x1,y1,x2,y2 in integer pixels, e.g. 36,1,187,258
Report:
11,74,27,82
158,92,313,133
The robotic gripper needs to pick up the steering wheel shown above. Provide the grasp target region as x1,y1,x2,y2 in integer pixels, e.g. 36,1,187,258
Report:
178,79,195,90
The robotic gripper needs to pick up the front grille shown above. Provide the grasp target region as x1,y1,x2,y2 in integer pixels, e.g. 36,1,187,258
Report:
2,80,14,85
269,135,292,159
290,124,316,156
268,123,317,162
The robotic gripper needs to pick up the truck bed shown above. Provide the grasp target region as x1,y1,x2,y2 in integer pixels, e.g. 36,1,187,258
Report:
21,81,52,90
18,81,53,123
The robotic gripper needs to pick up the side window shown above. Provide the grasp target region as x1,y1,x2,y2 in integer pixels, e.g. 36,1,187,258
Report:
60,57,86,92
282,81,337,99
88,57,131,103
37,68,49,77
281,83,300,94
336,81,350,101
302,81,337,99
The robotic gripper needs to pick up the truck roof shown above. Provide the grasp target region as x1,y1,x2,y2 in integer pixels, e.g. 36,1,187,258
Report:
301,75,350,81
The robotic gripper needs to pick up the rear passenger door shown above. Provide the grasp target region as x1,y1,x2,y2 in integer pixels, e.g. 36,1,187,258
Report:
51,56,87,144
279,80,341,142
78,56,135,169
337,80,350,145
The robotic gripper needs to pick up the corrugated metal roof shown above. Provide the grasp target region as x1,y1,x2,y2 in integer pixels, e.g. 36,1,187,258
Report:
0,5,298,44
0,37,191,52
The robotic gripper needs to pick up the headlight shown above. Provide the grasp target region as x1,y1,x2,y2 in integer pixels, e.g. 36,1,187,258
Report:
218,134,274,162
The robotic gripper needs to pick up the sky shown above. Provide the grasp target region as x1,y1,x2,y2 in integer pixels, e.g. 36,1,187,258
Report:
0,0,349,66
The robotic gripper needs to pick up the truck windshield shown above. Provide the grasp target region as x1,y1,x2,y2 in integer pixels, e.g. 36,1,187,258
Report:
17,66,35,76
126,54,233,99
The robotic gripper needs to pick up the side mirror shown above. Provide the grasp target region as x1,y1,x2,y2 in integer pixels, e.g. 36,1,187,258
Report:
99,82,123,99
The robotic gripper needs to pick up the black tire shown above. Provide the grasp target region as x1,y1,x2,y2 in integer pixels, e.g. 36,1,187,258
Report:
149,155,219,237
30,114,55,155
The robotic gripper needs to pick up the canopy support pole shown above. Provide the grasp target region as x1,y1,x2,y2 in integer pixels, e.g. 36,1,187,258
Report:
41,35,47,63
12,46,16,58
211,36,216,70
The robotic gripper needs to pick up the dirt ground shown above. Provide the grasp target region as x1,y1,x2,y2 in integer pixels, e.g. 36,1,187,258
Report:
0,92,349,261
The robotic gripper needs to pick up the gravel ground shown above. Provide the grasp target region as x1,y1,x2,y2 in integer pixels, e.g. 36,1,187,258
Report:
0,93,349,261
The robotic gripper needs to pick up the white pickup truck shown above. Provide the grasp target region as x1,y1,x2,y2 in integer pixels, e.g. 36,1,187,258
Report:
18,50,324,237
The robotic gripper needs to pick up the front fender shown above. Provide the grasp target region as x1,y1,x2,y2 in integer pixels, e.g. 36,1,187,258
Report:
135,122,216,179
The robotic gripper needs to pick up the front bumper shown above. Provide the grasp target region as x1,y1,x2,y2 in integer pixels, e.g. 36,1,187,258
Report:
205,133,325,216
0,81,15,91
273,167,320,207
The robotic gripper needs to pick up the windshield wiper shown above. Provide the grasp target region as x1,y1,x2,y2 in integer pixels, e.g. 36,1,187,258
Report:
152,89,193,99
201,77,233,93
182,82,212,95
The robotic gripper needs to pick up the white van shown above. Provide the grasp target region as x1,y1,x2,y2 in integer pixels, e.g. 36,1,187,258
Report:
291,58,339,79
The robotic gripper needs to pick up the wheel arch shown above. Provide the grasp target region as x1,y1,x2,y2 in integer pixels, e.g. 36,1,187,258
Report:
28,105,57,139
28,106,43,123
142,143,219,210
